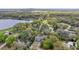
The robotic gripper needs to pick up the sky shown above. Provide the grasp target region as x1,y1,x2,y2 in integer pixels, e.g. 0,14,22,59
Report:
0,0,79,9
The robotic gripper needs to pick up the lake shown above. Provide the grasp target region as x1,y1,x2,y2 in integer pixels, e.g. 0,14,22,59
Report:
0,19,32,30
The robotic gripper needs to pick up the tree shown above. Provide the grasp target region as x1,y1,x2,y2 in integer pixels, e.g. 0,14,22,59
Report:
53,41,66,50
19,28,37,48
47,17,58,30
0,32,7,43
41,34,59,49
5,35,16,47
57,23,69,29
76,40,79,49
48,35,59,43
41,38,53,49
13,23,27,32
31,19,42,30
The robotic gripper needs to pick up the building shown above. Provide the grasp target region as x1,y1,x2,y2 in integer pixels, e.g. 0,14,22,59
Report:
56,29,76,41
35,35,46,42
4,31,12,36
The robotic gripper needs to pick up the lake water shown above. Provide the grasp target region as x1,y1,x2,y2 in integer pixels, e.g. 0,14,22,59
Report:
0,19,32,30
